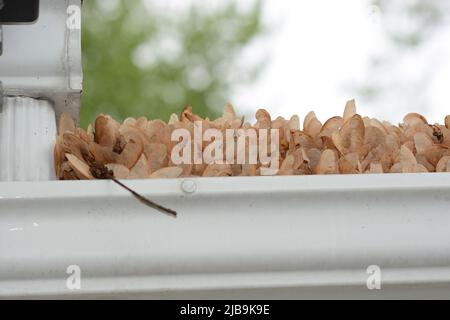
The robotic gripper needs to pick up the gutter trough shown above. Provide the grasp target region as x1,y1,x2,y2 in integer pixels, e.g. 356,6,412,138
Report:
1,174,450,299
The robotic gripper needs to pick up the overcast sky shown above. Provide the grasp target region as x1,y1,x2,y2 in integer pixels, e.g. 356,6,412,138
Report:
140,0,450,124
232,0,450,125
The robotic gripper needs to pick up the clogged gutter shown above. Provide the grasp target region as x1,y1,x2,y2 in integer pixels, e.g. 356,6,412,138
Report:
55,100,450,181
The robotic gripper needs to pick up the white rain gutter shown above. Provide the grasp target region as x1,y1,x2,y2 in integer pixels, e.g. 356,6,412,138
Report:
1,174,450,299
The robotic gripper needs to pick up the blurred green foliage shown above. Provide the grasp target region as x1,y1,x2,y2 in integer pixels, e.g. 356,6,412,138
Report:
356,0,446,111
80,0,265,127
374,0,443,48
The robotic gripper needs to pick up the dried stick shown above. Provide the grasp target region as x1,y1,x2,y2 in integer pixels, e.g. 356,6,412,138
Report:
112,178,177,218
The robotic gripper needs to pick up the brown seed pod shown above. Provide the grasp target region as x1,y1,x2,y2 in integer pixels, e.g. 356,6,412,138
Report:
364,126,385,149
406,163,428,173
95,115,119,147
403,113,428,127
144,143,168,172
425,145,450,167
88,142,118,165
278,154,295,175
62,132,90,162
436,156,450,172
368,118,388,134
223,103,237,122
316,149,339,174
368,162,383,174
202,164,232,177
399,144,417,166
288,115,300,131
416,154,435,172
58,112,76,135
105,163,130,179
338,152,360,174
303,111,322,138
181,106,203,123
116,139,143,169
147,121,173,155
241,164,257,176
128,154,151,179
331,131,346,155
343,99,356,123
65,153,94,180
150,166,183,179
348,115,365,155
320,116,343,138
255,109,272,129
414,132,434,155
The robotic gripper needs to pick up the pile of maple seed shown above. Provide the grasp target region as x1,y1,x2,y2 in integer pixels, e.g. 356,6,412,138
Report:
55,100,450,180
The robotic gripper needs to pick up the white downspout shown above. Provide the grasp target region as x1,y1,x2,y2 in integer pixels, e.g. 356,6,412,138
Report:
0,97,56,181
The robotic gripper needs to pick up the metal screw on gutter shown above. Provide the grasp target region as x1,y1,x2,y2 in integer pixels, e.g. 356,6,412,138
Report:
181,179,197,194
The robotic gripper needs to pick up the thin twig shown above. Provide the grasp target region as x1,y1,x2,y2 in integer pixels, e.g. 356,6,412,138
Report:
112,178,177,218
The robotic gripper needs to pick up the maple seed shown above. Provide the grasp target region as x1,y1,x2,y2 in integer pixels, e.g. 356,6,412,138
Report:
432,125,444,143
